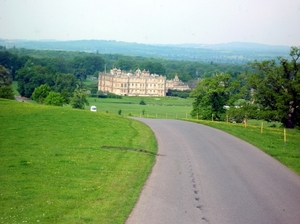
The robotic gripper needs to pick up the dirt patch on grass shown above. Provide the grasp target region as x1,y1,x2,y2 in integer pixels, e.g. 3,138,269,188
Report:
101,146,165,156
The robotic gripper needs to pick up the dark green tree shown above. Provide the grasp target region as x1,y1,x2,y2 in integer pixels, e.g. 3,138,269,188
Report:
248,47,300,128
139,99,146,105
54,73,77,94
0,51,24,80
73,55,105,80
140,61,166,75
74,68,87,82
0,65,12,87
60,89,71,104
48,56,71,74
0,65,14,100
226,72,251,105
16,61,55,98
0,86,14,100
116,59,137,71
190,74,231,120
85,55,105,75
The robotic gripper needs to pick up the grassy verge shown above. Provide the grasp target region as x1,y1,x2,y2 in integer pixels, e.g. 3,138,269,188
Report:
185,118,300,175
0,99,157,224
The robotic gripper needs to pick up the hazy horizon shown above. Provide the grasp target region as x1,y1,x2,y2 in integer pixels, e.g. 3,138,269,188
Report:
0,38,293,48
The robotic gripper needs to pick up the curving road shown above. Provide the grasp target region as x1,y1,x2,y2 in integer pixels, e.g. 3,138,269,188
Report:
126,118,300,224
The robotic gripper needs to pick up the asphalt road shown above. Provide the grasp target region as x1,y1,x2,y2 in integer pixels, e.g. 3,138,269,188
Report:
126,118,300,224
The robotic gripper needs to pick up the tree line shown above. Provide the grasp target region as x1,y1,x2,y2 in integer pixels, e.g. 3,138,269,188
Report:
190,47,300,128
0,49,106,108
3,47,249,81
0,47,248,107
1,46,299,128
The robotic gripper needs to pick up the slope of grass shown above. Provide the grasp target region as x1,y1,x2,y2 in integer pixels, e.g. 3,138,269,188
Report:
0,99,157,224
185,119,300,175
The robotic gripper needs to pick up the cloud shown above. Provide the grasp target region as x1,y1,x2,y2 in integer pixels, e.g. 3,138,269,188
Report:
0,0,299,45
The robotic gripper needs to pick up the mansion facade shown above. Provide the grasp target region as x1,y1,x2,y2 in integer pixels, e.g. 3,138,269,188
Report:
98,68,190,96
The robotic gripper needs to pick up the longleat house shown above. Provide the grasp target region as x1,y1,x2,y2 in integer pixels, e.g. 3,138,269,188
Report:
98,68,190,96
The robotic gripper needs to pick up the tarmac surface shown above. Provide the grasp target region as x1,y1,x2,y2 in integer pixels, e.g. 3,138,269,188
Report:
126,118,300,224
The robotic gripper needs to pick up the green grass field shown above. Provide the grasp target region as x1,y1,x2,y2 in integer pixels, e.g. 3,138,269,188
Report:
0,99,157,223
2,92,300,223
87,96,194,119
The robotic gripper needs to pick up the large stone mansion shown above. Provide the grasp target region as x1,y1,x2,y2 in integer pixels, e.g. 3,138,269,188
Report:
98,68,190,96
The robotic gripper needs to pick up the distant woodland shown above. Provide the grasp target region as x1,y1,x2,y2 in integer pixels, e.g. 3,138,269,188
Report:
0,47,249,82
0,43,299,128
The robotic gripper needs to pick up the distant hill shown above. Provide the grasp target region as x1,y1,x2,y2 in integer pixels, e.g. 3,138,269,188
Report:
176,42,290,52
0,39,291,64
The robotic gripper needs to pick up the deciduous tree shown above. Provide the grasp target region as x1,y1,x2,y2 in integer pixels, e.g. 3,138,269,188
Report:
73,56,105,80
0,65,12,87
0,85,14,100
54,73,77,104
190,74,231,120
44,91,64,106
70,89,89,109
140,61,166,75
32,84,51,103
248,47,300,128
54,73,77,94
16,61,55,98
116,59,138,71
0,65,14,100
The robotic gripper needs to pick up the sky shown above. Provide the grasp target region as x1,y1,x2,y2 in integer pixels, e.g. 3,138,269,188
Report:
1,0,300,46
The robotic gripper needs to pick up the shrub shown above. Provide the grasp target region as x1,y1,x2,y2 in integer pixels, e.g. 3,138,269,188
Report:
139,99,146,105
32,84,51,104
0,85,14,100
44,91,64,106
70,89,89,109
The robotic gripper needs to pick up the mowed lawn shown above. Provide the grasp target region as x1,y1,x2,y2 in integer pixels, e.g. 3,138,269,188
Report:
86,96,194,119
0,99,157,224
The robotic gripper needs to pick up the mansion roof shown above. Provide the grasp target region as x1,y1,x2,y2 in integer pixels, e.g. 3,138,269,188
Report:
109,68,163,78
